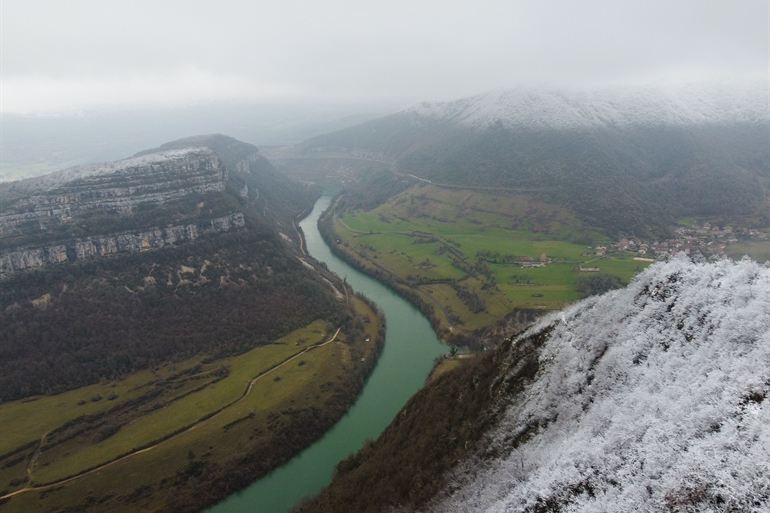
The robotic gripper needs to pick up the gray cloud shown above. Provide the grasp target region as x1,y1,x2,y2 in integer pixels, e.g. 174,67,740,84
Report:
2,0,767,112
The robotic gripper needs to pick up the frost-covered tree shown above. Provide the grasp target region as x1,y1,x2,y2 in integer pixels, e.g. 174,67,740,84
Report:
432,255,770,513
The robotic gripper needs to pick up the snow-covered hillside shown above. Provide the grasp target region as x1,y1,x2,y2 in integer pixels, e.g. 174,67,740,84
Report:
405,83,769,131
432,256,770,512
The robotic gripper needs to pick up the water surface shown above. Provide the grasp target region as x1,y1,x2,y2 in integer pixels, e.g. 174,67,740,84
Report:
206,196,445,513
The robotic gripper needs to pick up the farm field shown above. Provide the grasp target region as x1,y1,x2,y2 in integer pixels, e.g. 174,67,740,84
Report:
726,240,770,263
333,185,651,334
0,297,381,513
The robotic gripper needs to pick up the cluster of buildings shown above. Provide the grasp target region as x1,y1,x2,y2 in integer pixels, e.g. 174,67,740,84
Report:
608,223,767,258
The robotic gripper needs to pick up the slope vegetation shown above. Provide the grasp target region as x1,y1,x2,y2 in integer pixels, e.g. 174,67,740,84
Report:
295,83,769,237
0,135,389,512
297,256,770,512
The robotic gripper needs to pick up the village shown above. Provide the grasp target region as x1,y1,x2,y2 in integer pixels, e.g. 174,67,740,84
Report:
603,222,768,259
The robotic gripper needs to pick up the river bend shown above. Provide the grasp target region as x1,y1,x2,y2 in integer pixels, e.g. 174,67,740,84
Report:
206,196,445,513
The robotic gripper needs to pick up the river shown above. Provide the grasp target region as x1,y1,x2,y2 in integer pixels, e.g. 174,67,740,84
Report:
206,196,446,513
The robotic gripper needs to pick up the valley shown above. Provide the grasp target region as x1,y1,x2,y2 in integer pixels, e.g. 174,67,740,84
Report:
1,81,768,513
0,135,388,512
323,184,652,340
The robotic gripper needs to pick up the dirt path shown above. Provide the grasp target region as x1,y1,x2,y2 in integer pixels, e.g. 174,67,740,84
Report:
0,328,342,501
26,432,48,481
417,286,459,332
293,219,307,256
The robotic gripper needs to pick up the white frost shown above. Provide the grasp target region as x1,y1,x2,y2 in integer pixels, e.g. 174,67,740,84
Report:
432,256,770,512
404,83,769,131
29,147,215,191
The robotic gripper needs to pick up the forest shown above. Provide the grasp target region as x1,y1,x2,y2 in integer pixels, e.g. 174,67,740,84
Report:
0,228,349,401
296,110,769,238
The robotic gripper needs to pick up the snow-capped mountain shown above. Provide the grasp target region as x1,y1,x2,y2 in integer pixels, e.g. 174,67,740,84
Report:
404,82,769,131
296,82,769,237
430,255,770,512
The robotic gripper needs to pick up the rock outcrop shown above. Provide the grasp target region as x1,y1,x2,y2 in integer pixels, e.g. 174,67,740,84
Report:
0,148,225,236
1,213,244,274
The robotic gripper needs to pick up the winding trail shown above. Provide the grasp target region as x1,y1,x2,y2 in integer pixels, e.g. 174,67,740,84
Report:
0,328,341,502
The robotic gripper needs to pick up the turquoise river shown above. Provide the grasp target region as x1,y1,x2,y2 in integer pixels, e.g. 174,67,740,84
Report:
206,196,446,512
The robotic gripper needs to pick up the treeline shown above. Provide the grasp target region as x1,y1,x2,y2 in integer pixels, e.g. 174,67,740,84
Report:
450,283,486,314
0,229,348,402
574,272,626,298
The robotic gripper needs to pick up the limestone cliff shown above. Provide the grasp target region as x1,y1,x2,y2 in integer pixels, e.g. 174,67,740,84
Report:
0,135,342,405
1,213,245,274
0,146,249,277
0,148,225,237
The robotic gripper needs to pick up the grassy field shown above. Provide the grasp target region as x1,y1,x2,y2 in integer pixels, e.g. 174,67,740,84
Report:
334,185,652,333
726,240,770,263
428,356,469,382
0,298,382,512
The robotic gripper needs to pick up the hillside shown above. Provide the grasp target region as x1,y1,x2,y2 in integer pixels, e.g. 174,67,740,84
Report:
290,83,769,237
0,135,347,401
296,256,770,512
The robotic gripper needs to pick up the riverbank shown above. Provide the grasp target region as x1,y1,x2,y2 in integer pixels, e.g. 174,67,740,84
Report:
203,195,446,513
316,196,473,347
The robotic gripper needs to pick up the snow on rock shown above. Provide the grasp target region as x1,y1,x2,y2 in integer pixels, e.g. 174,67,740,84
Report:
433,255,770,512
30,147,215,191
405,83,769,131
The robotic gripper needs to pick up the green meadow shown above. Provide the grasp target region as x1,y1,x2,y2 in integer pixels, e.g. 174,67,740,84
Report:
334,185,651,333
726,240,770,263
0,298,381,513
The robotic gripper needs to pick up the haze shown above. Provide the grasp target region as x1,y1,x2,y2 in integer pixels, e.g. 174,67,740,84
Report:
2,0,768,113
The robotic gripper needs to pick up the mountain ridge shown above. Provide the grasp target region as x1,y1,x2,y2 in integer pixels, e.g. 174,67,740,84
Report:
402,82,769,131
0,134,347,402
291,83,769,237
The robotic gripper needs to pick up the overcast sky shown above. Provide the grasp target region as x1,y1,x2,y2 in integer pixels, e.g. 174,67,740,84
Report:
2,0,768,113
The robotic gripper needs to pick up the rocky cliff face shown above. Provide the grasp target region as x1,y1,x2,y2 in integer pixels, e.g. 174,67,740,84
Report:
0,148,225,237
0,147,247,276
1,213,244,274
0,134,346,411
